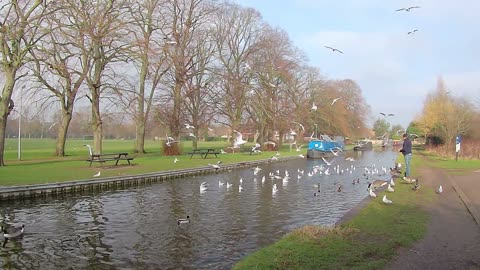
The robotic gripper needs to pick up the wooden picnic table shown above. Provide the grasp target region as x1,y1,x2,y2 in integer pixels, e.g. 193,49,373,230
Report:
86,152,134,167
188,148,220,159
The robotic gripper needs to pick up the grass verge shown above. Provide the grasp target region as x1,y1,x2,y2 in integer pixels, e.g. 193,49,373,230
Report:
419,150,480,175
234,154,433,270
0,139,303,186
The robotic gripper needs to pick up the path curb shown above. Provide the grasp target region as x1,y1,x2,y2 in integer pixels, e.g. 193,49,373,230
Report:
447,174,480,226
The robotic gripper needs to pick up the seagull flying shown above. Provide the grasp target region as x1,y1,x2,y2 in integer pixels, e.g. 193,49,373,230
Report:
293,121,305,131
208,160,222,170
324,46,344,54
396,6,420,12
321,157,334,166
407,29,419,35
331,97,341,106
233,130,247,148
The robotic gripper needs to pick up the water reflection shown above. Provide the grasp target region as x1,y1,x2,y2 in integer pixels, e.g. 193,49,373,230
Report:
1,149,396,269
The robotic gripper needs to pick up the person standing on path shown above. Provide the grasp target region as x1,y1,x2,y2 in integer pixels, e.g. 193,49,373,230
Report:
399,133,412,177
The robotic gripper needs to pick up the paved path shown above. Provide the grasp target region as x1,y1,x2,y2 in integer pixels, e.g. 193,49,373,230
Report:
386,164,480,270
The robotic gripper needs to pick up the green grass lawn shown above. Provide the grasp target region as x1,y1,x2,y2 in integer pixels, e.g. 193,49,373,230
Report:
0,138,302,186
419,151,480,175
234,154,433,270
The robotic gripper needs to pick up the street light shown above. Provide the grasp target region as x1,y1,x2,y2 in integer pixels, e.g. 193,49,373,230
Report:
18,85,25,160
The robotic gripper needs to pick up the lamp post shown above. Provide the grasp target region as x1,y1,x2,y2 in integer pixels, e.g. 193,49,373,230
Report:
314,124,318,139
18,85,25,160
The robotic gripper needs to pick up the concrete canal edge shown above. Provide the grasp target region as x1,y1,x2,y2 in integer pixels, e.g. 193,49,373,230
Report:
0,156,300,202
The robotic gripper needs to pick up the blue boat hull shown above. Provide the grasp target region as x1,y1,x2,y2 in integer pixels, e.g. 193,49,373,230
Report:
307,139,344,159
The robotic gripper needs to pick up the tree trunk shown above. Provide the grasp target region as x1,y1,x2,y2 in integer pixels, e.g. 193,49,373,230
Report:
92,103,103,155
55,111,72,156
135,57,148,154
0,69,16,166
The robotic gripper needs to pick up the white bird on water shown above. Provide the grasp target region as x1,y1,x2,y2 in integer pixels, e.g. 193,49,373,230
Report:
272,184,278,195
200,182,207,193
382,195,393,204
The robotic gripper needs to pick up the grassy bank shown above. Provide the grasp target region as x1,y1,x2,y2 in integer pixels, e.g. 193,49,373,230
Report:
0,139,303,186
420,151,480,175
234,154,432,270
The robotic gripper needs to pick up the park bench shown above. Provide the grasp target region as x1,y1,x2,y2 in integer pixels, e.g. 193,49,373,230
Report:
188,148,220,159
86,152,134,167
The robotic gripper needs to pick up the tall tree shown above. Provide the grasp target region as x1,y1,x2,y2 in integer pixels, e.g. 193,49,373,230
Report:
28,3,89,156
161,0,212,147
0,0,50,166
212,3,264,137
373,118,390,138
417,77,475,148
63,0,129,154
127,0,172,153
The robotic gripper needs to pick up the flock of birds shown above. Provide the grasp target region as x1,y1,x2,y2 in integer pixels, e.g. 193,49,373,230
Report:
323,5,422,54
175,152,444,226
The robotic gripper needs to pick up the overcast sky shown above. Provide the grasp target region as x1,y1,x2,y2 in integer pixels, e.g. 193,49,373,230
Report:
234,0,480,128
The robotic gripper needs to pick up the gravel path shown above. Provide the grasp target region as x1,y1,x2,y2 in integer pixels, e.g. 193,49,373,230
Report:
385,165,480,270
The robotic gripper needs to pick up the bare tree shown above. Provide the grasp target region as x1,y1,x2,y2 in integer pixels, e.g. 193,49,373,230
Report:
183,29,216,149
159,0,212,151
27,3,90,156
62,0,130,154
0,0,52,166
212,3,264,138
126,0,172,153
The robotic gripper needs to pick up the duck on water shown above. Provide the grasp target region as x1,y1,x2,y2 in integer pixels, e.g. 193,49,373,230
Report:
1,224,25,247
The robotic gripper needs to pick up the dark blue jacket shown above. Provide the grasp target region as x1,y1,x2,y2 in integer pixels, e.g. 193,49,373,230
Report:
401,138,412,155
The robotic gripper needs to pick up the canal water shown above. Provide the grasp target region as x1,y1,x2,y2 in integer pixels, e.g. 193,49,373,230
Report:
1,149,397,269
